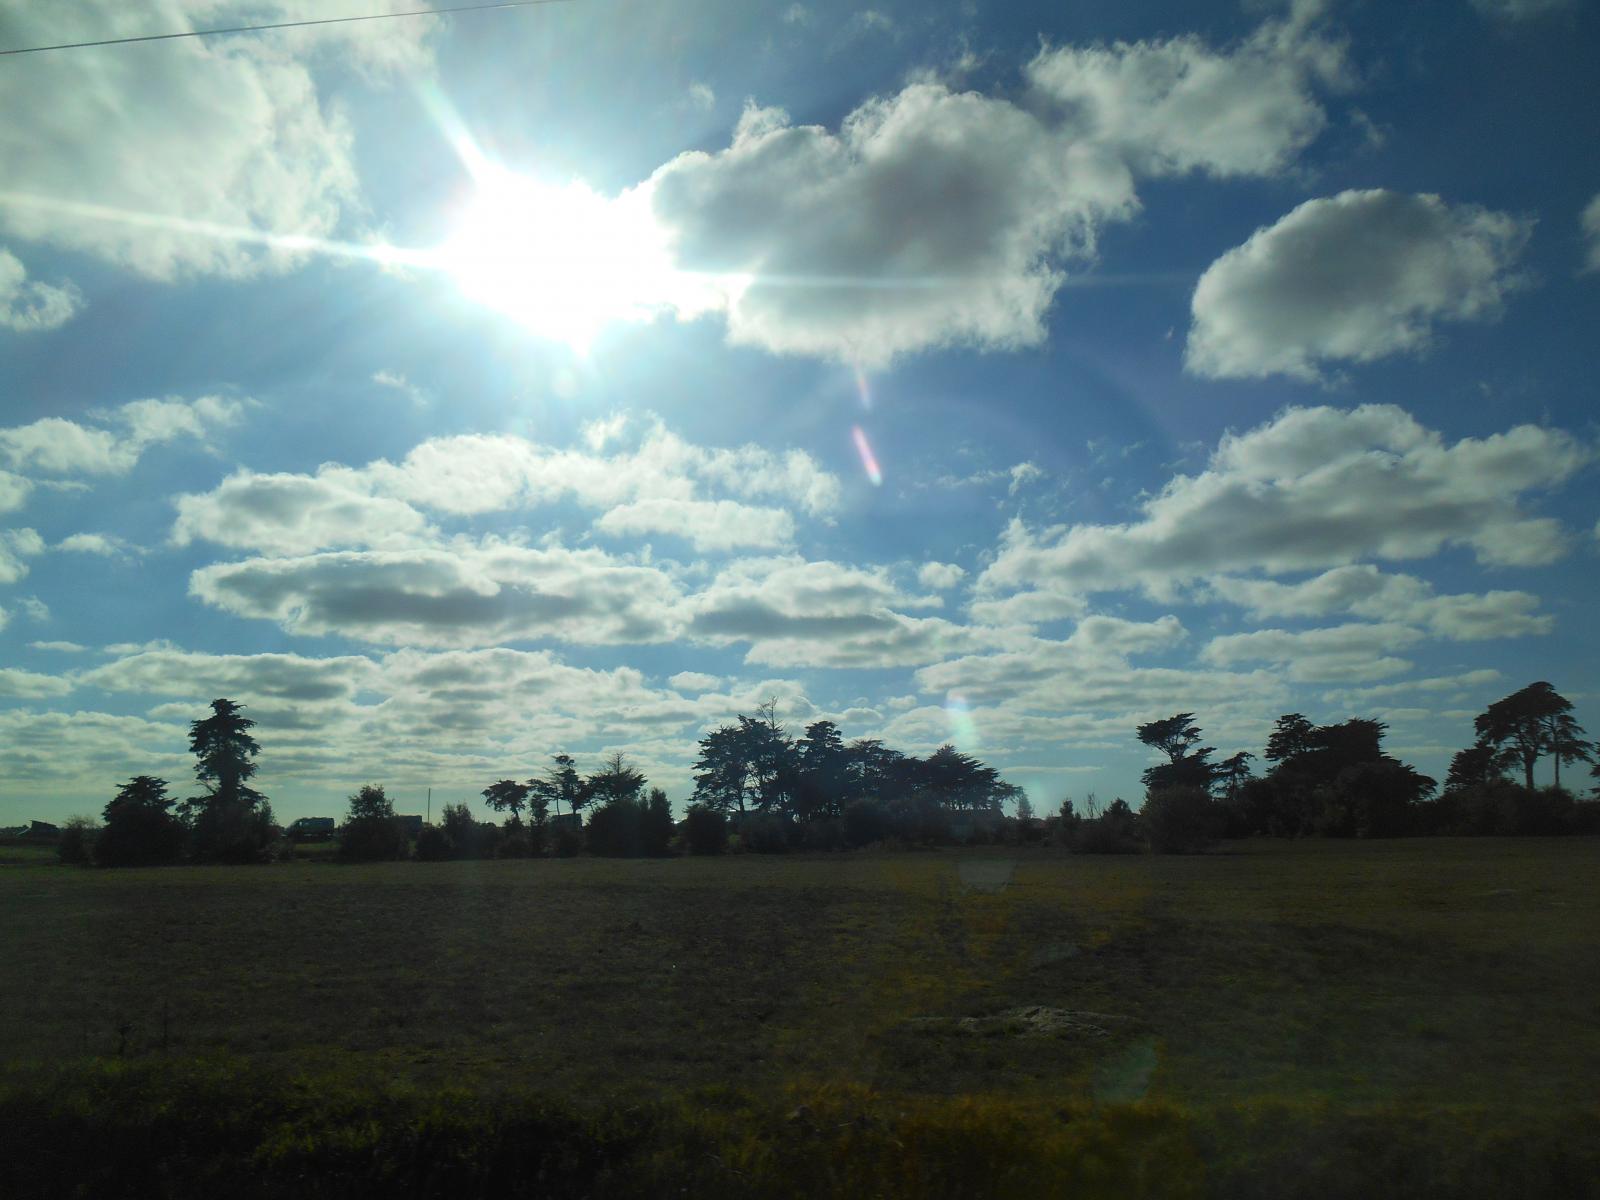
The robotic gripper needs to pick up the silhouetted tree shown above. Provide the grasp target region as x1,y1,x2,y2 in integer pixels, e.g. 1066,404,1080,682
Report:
481,779,530,826
586,752,646,807
1214,751,1255,800
920,744,1005,810
1547,712,1592,791
1444,742,1505,794
1141,785,1223,853
541,754,582,818
795,719,848,820
1475,682,1572,790
97,776,184,867
692,714,796,815
684,803,729,854
338,784,407,861
1137,713,1218,791
641,788,674,857
185,699,274,862
1264,713,1317,763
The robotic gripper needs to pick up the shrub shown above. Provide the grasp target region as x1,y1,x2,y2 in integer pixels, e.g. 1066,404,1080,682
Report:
1141,786,1224,853
844,800,888,847
497,827,535,858
415,824,451,861
551,822,584,858
739,811,790,854
641,789,675,857
336,785,407,863
189,797,277,863
56,816,99,865
684,804,728,855
585,801,641,857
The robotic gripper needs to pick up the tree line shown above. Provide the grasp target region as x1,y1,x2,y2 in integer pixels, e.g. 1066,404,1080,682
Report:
57,681,1598,867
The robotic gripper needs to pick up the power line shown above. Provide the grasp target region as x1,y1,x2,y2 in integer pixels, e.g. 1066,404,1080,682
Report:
0,1,574,57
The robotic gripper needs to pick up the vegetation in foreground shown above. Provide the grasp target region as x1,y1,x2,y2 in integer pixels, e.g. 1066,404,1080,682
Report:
3,837,1597,1194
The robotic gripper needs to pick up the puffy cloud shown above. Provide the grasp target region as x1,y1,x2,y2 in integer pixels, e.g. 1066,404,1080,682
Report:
647,89,1137,366
56,533,133,557
668,671,725,692
594,498,795,551
173,421,839,553
28,641,87,653
686,556,998,667
1321,668,1504,709
173,471,433,555
1207,566,1553,640
0,528,44,584
0,708,189,784
0,471,31,514
1025,8,1344,178
917,561,967,590
1187,190,1532,381
0,396,242,476
0,247,80,332
0,1,434,280
1200,622,1422,682
82,648,383,704
188,540,686,649
1583,193,1600,273
976,405,1592,610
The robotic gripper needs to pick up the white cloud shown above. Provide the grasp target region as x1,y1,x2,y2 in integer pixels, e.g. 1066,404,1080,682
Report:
0,1,434,280
0,396,242,476
0,471,31,515
687,82,716,110
189,539,686,649
1321,668,1504,709
1200,622,1422,682
1582,193,1600,273
686,555,1000,667
1026,8,1344,178
1208,565,1553,640
28,641,87,653
918,561,967,590
783,4,811,25
0,528,44,584
0,247,80,332
594,498,795,550
977,405,1592,610
1008,462,1044,495
0,667,74,699
647,88,1138,366
668,671,724,693
57,533,132,557
1187,190,1532,381
173,470,433,555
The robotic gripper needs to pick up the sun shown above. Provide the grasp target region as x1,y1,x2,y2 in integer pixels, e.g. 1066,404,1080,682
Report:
435,167,678,349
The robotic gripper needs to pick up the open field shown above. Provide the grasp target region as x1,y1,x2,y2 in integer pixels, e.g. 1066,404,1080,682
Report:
3,838,1599,1195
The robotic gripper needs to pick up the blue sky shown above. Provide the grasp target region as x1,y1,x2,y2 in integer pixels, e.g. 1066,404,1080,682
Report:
1,0,1596,824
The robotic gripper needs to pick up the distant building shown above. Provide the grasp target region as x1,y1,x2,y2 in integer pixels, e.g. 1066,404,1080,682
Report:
19,820,61,842
287,816,336,841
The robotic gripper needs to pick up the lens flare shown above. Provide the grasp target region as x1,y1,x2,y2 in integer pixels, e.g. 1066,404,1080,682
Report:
854,363,873,410
945,692,981,753
852,425,883,486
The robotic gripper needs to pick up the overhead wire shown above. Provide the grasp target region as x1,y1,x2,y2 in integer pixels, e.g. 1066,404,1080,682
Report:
0,0,574,57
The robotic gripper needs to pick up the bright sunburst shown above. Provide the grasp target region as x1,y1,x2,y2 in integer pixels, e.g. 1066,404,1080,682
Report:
435,167,679,349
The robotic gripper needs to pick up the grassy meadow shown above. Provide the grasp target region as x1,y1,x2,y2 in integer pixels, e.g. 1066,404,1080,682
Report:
3,838,1598,1196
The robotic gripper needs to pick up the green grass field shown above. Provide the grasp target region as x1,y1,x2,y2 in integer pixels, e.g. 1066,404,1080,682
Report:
3,838,1598,1196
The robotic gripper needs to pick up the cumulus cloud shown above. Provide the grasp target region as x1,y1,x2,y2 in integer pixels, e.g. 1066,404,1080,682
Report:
917,561,967,590
56,533,134,557
0,1,434,280
0,668,75,700
173,471,433,555
686,556,1000,667
0,396,242,476
648,90,1136,366
0,528,44,584
189,540,686,649
174,421,839,554
977,405,1592,611
1200,622,1423,682
1187,190,1532,381
1208,566,1553,640
1025,7,1344,178
593,498,795,551
0,247,80,332
0,471,31,515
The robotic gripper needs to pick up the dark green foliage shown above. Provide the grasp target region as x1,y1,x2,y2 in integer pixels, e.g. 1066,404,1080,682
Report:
641,788,674,857
414,824,451,861
584,800,642,857
480,779,529,825
1313,762,1434,839
96,777,185,867
1475,681,1572,791
338,785,407,862
1444,741,1505,793
683,804,728,855
184,699,271,861
844,799,889,847
585,751,646,808
188,797,277,864
1141,786,1224,853
738,811,792,854
1137,714,1220,793
550,821,583,857
1074,796,1143,854
55,815,98,865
